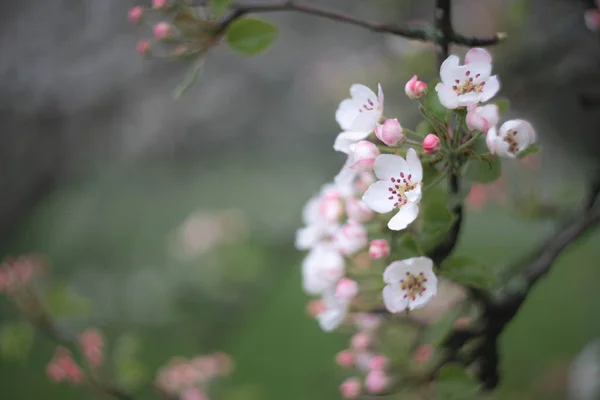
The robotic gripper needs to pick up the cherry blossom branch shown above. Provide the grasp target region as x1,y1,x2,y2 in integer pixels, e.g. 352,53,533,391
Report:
202,0,505,46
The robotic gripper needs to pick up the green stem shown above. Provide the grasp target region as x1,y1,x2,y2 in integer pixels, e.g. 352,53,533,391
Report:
457,130,483,152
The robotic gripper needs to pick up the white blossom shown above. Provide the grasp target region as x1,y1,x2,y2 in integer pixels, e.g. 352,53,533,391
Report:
317,288,349,332
382,257,437,313
486,119,535,158
302,245,345,295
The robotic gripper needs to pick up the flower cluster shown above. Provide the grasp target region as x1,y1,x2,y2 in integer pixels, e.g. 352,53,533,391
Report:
296,47,537,397
46,347,84,385
155,352,233,399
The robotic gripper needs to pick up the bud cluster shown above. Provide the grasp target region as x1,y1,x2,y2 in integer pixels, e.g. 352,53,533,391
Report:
155,352,233,399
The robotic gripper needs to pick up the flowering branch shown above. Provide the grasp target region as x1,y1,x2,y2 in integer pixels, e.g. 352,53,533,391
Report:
203,0,505,45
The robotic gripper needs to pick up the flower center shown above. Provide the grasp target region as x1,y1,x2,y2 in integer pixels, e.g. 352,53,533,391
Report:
358,99,381,113
400,271,427,301
503,130,519,154
387,172,417,208
452,70,485,95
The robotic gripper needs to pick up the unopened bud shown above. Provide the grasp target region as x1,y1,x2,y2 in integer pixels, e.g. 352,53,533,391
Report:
153,22,173,40
466,104,499,132
340,377,362,399
152,0,169,10
336,278,359,300
368,355,388,371
348,141,379,171
375,119,403,146
137,40,152,55
422,134,440,153
350,332,371,351
368,239,390,260
405,75,427,99
365,370,388,393
128,6,144,24
335,350,354,368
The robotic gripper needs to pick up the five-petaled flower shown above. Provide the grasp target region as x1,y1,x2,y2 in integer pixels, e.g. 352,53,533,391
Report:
362,149,423,231
435,48,500,109
486,119,535,158
334,84,384,153
382,257,438,313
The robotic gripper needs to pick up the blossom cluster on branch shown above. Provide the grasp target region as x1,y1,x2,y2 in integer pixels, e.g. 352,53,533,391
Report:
296,48,537,397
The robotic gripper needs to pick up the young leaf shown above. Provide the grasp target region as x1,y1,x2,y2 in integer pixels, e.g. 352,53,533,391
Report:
464,137,502,184
113,333,147,391
45,283,93,318
436,363,480,400
440,255,497,289
210,0,232,18
517,144,540,159
424,80,449,123
226,18,278,56
416,187,456,251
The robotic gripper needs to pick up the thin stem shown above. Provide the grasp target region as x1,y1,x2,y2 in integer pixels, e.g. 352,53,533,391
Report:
205,0,505,46
457,130,483,152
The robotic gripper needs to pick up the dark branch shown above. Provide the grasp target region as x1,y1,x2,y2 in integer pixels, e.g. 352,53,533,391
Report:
207,1,505,46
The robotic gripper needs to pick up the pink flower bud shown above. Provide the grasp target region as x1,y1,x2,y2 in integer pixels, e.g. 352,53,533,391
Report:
335,350,354,368
350,332,371,351
181,388,208,400
336,278,358,300
368,239,390,260
368,355,388,371
375,119,403,146
413,344,433,363
466,104,499,132
137,40,151,55
152,0,169,9
128,6,144,24
79,328,104,367
153,22,173,40
340,377,362,399
422,134,440,153
306,299,326,317
405,75,427,99
348,141,379,171
346,197,374,223
46,362,65,383
585,9,600,31
365,370,388,393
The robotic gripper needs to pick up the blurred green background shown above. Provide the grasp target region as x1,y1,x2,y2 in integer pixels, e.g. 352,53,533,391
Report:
2,0,600,399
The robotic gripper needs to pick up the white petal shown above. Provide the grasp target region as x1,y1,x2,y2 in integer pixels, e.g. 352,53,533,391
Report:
362,181,395,213
465,48,492,65
334,166,357,186
406,148,423,183
373,154,409,181
335,99,359,131
351,110,380,133
456,92,480,107
486,126,498,154
387,202,419,231
317,303,347,331
350,84,377,103
383,260,410,283
480,104,499,127
334,131,370,153
480,76,500,102
405,186,422,203
440,55,460,83
435,83,459,109
295,226,319,250
408,289,435,310
377,83,385,110
466,62,492,81
301,196,320,225
382,284,408,313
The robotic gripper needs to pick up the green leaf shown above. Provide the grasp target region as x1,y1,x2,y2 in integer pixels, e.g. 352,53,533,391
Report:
113,333,147,391
494,97,510,114
45,283,92,318
424,80,449,123
210,0,232,18
463,137,502,184
226,18,278,56
441,256,497,289
423,306,463,347
517,144,540,159
173,60,205,99
416,187,456,251
416,120,434,137
391,234,423,260
436,363,480,400
0,321,34,361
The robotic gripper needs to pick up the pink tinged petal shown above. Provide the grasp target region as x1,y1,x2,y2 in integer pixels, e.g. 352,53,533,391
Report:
440,55,460,83
362,181,396,214
465,48,492,65
334,166,357,186
377,83,384,110
480,75,500,102
383,260,411,283
456,92,480,108
336,99,360,131
334,131,370,153
465,62,492,81
350,84,377,103
485,127,498,154
373,154,409,181
382,284,409,313
405,148,423,183
351,110,380,132
387,202,419,231
435,83,459,109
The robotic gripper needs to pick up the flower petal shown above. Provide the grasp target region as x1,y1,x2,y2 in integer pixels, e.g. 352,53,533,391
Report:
465,48,492,65
335,99,359,131
405,186,422,203
362,181,396,213
377,83,385,110
350,84,377,103
406,148,423,183
373,154,409,181
295,226,319,250
440,55,460,84
382,284,409,313
351,110,380,133
334,131,370,153
480,75,500,102
435,83,459,109
387,202,419,231
383,260,410,283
